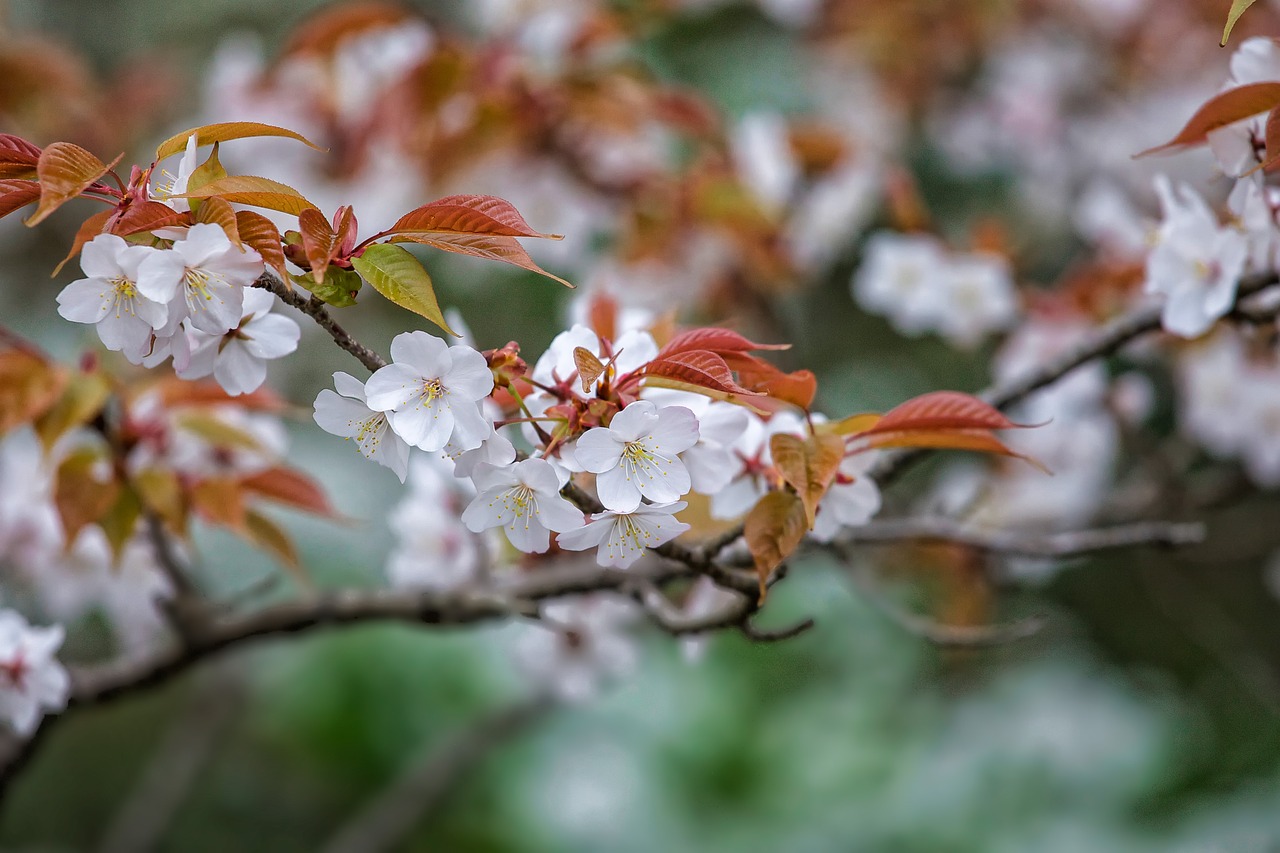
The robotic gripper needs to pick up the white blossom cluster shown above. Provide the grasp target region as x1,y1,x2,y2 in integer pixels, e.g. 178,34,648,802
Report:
55,139,299,397
851,231,1020,348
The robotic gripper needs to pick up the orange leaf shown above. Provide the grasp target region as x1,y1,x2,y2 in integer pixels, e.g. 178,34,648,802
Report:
175,175,319,216
855,391,1021,436
299,207,337,284
240,467,336,517
109,200,189,238
722,352,815,410
388,194,560,239
35,368,110,450
645,350,761,397
573,346,606,393
820,413,882,436
0,180,40,219
744,490,807,602
55,449,120,542
236,211,286,278
154,121,323,161
190,477,247,531
52,209,111,276
388,232,573,287
855,429,1049,473
192,196,241,246
769,433,845,526
282,2,414,58
243,509,307,584
658,327,790,359
26,143,118,226
0,351,67,434
1137,82,1280,157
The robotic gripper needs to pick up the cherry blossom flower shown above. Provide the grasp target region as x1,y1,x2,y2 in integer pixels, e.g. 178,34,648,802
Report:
1145,176,1250,339
363,331,495,453
933,253,1019,348
55,234,169,363
181,288,300,396
558,501,691,568
150,133,200,212
386,456,487,590
137,223,265,334
461,458,584,553
313,371,411,482
575,401,700,512
641,391,748,494
0,610,69,735
852,232,949,336
510,595,639,702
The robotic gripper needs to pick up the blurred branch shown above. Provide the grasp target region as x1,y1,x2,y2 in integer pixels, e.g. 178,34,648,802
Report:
252,273,387,373
321,696,552,853
834,517,1206,558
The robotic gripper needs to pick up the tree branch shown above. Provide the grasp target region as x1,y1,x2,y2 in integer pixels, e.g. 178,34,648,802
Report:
252,273,387,373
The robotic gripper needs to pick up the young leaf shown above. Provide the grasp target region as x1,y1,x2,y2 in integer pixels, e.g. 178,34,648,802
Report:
175,175,319,216
573,346,607,393
243,509,306,581
190,477,248,531
298,207,338,284
236,210,287,278
722,352,816,410
353,243,456,335
388,233,573,287
109,200,188,238
291,268,362,307
658,328,789,359
55,448,120,542
388,194,560,239
0,180,41,219
854,391,1021,436
744,490,807,601
26,143,118,226
644,350,760,397
185,142,228,201
132,467,186,534
240,467,337,517
0,350,67,433
855,429,1049,473
193,196,241,246
35,369,111,450
1137,82,1280,157
1223,0,1260,45
769,433,845,527
99,486,142,559
155,122,323,161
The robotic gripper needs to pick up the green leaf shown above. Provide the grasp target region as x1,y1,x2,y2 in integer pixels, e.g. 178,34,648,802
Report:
290,267,361,308
1223,0,1259,45
352,244,457,336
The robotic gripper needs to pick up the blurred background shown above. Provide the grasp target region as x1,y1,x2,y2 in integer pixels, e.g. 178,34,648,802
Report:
5,0,1280,850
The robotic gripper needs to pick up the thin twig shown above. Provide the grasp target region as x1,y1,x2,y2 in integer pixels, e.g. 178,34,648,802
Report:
252,274,387,373
321,696,552,853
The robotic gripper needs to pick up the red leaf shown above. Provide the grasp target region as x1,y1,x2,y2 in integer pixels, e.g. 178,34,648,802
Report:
240,467,337,517
645,350,760,396
26,143,119,226
856,429,1049,473
299,207,337,284
282,2,415,57
192,196,241,246
658,327,790,359
236,211,286,278
388,232,573,286
722,352,816,410
389,194,560,239
1138,82,1280,157
0,135,40,179
855,391,1022,436
109,200,189,237
0,180,41,219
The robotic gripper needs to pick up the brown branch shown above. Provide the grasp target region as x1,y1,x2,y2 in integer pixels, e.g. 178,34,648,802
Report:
321,696,552,853
252,273,387,373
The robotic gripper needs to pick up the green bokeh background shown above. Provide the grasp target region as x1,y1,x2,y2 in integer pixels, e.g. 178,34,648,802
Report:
3,2,1280,850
